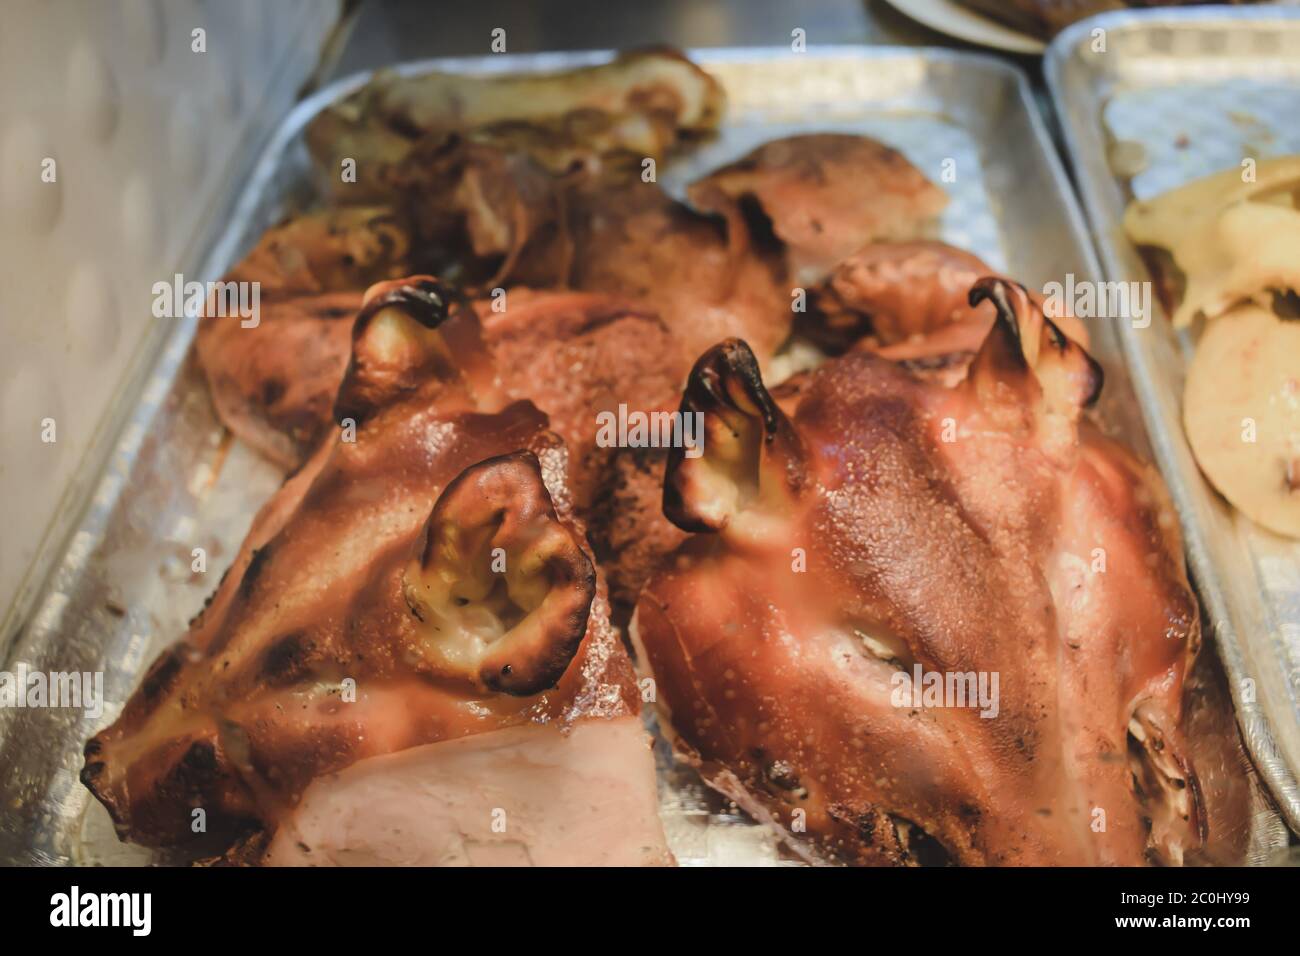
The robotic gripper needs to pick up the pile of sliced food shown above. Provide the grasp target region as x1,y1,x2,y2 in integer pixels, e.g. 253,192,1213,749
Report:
1125,156,1300,539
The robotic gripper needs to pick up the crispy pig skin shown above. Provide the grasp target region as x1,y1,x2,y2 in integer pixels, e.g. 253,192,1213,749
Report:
305,47,725,205
811,240,1091,369
689,133,949,284
196,207,419,467
542,177,793,368
475,289,680,507
635,279,1210,866
199,131,949,476
85,279,658,859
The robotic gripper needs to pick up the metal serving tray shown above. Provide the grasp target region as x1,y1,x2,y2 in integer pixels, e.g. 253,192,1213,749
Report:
0,46,1288,865
1046,7,1300,834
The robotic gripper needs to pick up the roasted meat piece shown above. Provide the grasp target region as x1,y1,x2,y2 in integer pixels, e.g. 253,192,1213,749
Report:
306,47,724,206
634,278,1225,866
85,278,670,865
811,240,1090,373
199,130,948,475
523,175,794,368
498,133,951,366
221,205,419,295
196,207,419,466
689,133,949,285
813,240,999,357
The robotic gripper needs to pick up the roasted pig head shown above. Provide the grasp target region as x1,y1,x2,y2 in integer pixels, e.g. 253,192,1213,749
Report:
85,278,669,865
566,177,794,367
634,278,1219,866
198,133,948,475
196,207,419,467
221,206,419,296
689,134,949,285
306,47,724,206
809,240,1091,369
200,226,692,615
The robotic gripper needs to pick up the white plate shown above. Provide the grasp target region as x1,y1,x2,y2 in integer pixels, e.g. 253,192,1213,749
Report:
883,0,1046,54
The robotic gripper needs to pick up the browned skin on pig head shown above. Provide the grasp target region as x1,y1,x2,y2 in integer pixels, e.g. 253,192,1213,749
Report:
196,208,419,467
635,279,1205,865
688,134,949,286
501,176,794,371
475,289,689,622
807,240,1090,387
198,292,360,468
84,278,637,850
200,135,950,474
475,289,680,506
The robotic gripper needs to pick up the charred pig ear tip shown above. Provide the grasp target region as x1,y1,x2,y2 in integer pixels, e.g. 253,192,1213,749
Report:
686,338,776,425
968,276,1028,317
357,275,457,330
689,337,759,374
336,275,478,424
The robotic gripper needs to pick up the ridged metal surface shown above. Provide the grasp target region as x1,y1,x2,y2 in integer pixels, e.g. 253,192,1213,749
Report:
1046,6,1300,835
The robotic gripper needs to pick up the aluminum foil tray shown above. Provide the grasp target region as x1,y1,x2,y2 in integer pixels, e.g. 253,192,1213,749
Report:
1046,7,1300,835
0,45,1288,865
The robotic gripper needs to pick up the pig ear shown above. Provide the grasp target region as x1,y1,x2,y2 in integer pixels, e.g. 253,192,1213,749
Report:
333,275,502,424
402,451,595,697
663,338,803,534
966,278,1102,425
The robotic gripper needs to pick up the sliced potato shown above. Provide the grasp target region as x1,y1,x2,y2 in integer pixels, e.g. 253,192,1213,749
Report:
1183,304,1300,538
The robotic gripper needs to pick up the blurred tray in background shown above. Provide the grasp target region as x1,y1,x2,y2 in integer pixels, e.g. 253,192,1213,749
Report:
1046,5,1300,833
